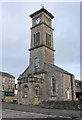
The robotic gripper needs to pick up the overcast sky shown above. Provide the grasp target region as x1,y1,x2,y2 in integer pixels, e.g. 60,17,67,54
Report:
1,2,80,81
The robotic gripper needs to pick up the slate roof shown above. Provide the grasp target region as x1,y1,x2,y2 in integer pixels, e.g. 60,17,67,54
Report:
44,62,73,75
30,7,54,19
17,66,29,80
0,72,15,78
18,62,74,81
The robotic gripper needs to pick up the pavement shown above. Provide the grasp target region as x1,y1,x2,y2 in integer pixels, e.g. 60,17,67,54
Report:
2,102,82,119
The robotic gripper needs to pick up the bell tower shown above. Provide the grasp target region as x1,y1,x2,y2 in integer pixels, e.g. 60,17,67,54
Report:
29,7,55,72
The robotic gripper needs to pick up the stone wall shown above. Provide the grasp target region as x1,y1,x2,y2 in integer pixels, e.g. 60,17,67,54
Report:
40,100,82,110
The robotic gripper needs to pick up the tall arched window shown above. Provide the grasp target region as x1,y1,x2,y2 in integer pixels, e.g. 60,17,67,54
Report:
46,33,51,48
65,88,70,100
34,34,36,47
38,32,40,46
34,32,40,47
36,33,38,46
51,76,56,96
46,33,48,46
49,35,51,47
34,86,40,97
34,57,40,72
22,85,29,98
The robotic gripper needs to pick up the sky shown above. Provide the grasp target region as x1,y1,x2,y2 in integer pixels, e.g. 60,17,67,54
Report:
1,2,80,82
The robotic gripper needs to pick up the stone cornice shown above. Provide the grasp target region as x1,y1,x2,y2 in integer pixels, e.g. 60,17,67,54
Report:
30,22,54,30
30,7,54,19
29,44,55,52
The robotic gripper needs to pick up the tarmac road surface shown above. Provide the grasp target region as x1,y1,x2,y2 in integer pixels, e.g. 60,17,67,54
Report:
2,109,82,120
2,103,82,120
2,109,58,118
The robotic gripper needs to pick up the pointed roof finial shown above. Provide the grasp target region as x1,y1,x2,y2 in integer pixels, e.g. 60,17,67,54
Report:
41,4,44,8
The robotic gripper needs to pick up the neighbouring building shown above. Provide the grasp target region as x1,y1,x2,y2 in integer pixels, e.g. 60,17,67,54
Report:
75,80,82,100
0,72,15,102
17,7,76,105
14,84,18,102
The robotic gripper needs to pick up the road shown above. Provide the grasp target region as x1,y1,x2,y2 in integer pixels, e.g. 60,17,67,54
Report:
2,109,57,118
2,109,81,120
2,103,82,120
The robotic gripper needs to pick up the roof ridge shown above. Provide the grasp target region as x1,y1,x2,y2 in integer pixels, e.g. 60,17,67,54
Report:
0,72,15,78
17,66,29,80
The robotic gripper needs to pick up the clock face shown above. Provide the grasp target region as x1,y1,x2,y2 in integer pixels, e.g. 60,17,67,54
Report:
35,17,41,24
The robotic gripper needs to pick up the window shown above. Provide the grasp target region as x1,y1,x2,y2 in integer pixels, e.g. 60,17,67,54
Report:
51,76,56,96
65,88,70,100
3,78,5,83
46,33,48,46
34,32,40,47
67,88,70,100
38,32,40,45
49,34,51,47
2,85,4,90
36,33,38,46
22,85,29,98
35,86,40,97
34,34,36,47
46,33,51,48
34,57,40,71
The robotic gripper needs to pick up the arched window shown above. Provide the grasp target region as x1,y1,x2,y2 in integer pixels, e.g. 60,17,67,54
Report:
49,35,51,47
46,33,48,46
38,32,40,46
36,33,38,46
67,88,70,100
51,76,56,96
34,57,40,71
46,33,51,48
34,86,40,97
22,85,29,98
65,88,70,100
34,32,40,47
34,34,36,47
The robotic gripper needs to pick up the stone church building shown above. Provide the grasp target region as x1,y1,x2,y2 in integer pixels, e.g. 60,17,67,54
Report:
17,7,76,105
